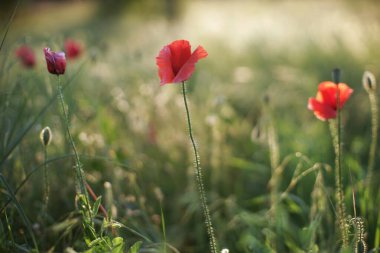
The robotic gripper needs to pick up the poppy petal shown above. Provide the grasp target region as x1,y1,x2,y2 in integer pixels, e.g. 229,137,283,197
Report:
156,46,175,85
172,45,208,83
318,81,337,108
168,40,191,75
308,97,336,120
338,83,353,108
44,48,56,74
54,52,66,75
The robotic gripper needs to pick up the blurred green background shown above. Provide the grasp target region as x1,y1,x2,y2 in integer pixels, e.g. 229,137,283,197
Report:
1,0,380,252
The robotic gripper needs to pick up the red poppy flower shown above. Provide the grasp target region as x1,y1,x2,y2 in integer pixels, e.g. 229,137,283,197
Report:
15,45,36,68
43,47,66,75
308,81,353,121
64,39,82,59
156,40,208,85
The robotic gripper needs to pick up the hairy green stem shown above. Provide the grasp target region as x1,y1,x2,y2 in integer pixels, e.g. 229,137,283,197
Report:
43,147,49,214
266,107,280,250
181,82,218,253
329,85,349,248
336,82,348,248
366,92,378,187
57,76,88,199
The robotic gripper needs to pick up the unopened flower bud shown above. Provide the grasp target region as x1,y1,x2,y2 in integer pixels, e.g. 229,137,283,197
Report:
362,71,376,92
154,187,164,202
332,68,341,85
43,48,66,75
40,127,52,147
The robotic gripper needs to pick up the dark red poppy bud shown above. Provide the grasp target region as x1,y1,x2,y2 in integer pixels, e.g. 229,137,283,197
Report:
332,68,341,85
64,39,82,60
16,45,36,68
43,47,66,75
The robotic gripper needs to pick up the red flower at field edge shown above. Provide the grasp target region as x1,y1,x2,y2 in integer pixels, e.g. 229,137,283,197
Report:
64,39,82,59
16,45,36,68
308,81,353,121
156,40,208,85
43,48,66,75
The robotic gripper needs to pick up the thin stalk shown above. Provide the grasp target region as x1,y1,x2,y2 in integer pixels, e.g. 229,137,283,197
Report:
42,147,49,214
57,75,88,200
4,210,15,249
349,169,368,253
181,81,218,253
267,101,280,219
0,0,21,52
160,203,167,253
280,163,325,200
330,83,349,248
366,91,378,187
375,193,380,252
56,75,94,230
267,118,280,251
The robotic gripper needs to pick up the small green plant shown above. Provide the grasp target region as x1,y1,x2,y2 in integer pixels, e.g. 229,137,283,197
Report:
43,47,126,251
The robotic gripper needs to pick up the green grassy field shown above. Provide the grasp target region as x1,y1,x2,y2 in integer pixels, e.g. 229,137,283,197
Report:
1,1,380,252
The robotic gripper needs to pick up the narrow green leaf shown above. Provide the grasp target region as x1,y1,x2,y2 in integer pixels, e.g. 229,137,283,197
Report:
92,196,102,216
0,174,39,252
160,205,167,253
128,241,142,253
375,207,380,250
111,237,125,253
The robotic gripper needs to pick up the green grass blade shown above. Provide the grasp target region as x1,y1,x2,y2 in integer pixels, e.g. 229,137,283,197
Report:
375,198,380,251
0,61,87,171
0,173,39,252
160,204,167,253
127,241,142,253
0,0,21,52
0,154,72,214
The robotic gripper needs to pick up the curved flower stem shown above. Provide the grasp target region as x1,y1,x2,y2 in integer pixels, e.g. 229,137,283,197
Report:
366,91,378,187
57,76,90,208
181,81,218,253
